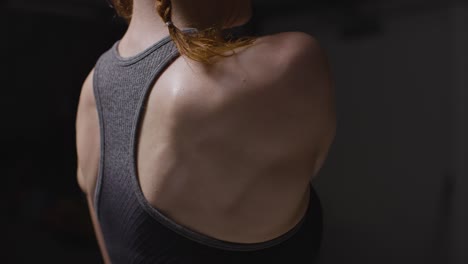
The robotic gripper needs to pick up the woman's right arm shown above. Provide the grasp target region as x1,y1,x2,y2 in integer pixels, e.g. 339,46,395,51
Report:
76,68,112,264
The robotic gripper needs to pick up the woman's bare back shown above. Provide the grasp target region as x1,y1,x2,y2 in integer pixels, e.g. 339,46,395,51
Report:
76,31,335,244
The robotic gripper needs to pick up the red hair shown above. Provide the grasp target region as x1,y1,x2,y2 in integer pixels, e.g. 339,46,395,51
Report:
111,0,256,64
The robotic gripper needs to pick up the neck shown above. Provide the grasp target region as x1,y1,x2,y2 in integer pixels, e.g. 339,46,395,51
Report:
121,0,166,49
128,0,251,31
120,0,251,53
171,0,252,29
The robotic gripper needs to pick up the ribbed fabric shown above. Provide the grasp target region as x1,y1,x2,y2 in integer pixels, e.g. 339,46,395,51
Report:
93,28,323,264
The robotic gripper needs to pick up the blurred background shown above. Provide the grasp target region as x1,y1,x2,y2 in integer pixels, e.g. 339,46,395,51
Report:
4,0,467,263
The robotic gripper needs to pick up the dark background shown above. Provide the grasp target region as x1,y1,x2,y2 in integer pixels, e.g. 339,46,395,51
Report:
4,0,467,263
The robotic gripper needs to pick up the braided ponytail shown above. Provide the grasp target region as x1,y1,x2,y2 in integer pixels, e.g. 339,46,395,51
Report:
112,0,256,64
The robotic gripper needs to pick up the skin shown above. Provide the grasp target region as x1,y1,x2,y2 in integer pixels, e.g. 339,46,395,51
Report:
75,0,336,262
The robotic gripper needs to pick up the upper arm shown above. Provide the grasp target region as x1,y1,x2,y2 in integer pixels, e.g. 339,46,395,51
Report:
75,68,112,263
75,68,100,195
276,32,336,164
290,33,336,150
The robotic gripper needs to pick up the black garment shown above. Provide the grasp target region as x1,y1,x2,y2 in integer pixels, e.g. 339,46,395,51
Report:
92,27,323,263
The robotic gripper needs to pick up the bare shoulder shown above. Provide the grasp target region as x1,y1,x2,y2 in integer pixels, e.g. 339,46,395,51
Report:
75,68,100,195
261,31,324,57
253,31,325,64
238,31,331,90
214,30,334,114
243,31,336,154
